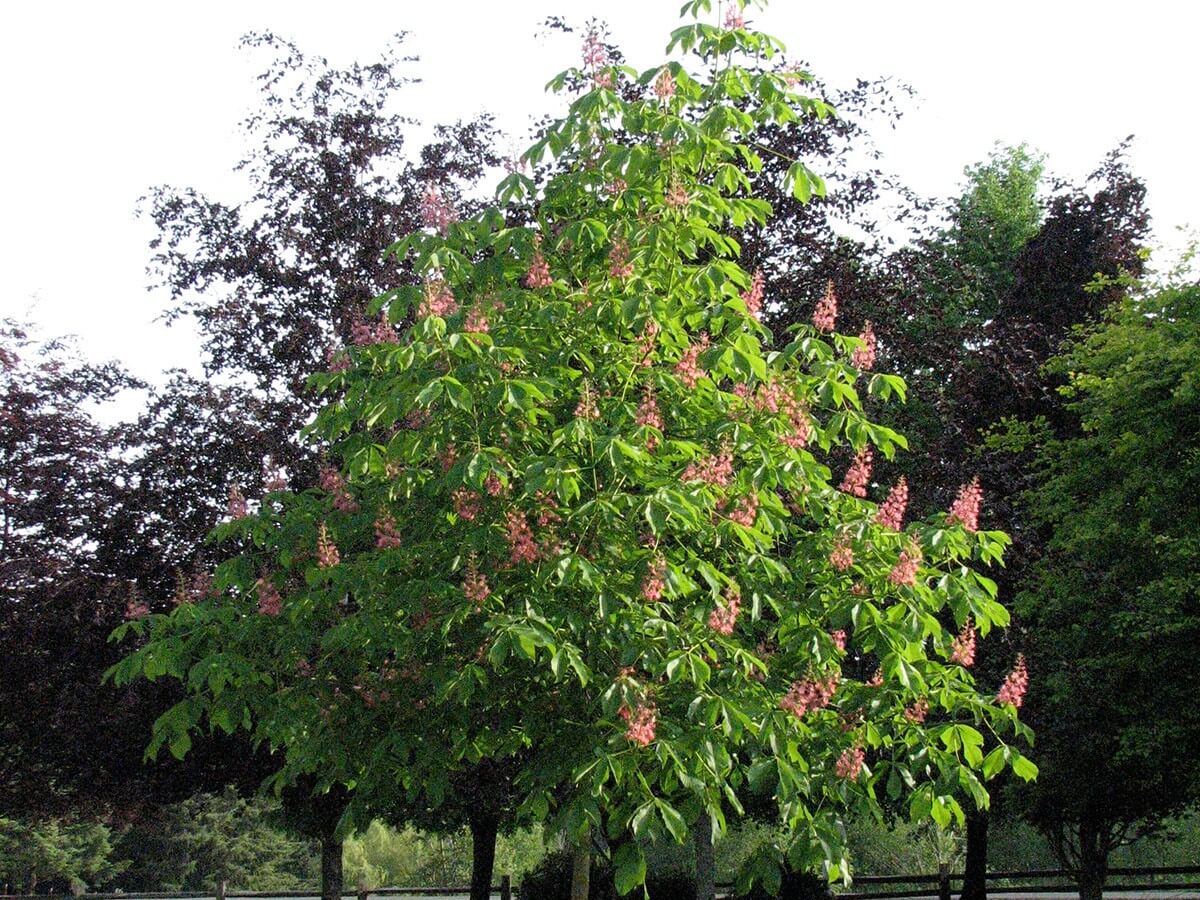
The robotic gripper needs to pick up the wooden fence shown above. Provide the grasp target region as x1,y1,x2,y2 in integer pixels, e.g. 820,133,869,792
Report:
4,866,1200,900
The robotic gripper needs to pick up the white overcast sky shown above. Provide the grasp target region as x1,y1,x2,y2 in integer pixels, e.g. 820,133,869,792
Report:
2,1,1196,387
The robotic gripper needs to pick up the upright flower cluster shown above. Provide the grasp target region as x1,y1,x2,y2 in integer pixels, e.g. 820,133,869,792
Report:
575,381,600,420
504,510,539,565
835,746,865,780
374,512,402,550
622,701,657,747
227,486,248,520
741,269,765,320
653,67,675,101
256,577,283,617
320,467,359,513
664,179,689,208
948,477,983,532
316,524,339,569
463,556,490,607
524,241,553,289
888,537,923,587
681,443,733,487
452,488,482,521
464,304,490,334
351,314,398,346
852,320,877,370
950,621,977,667
419,277,459,318
581,28,608,71
874,477,909,530
996,655,1029,708
609,239,634,278
635,384,663,451
674,334,710,388
641,555,667,603
829,630,847,652
829,537,854,572
746,380,810,450
813,280,838,332
419,183,458,236
839,447,873,497
708,585,742,635
727,492,759,527
724,6,745,28
904,698,929,723
780,675,839,718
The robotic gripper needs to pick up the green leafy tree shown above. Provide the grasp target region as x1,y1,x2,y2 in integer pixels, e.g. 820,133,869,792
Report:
112,4,1032,898
1014,276,1200,900
0,818,125,894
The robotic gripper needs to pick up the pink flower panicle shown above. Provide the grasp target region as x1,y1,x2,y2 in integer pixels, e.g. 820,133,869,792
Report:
653,67,675,101
485,472,505,497
665,179,690,208
463,556,491,608
741,269,765,320
830,629,847,652
524,242,553,289
724,6,745,29
582,28,608,71
419,277,459,318
505,510,540,565
728,491,759,528
326,346,351,374
637,319,659,367
852,320,877,370
829,537,854,572
780,675,839,718
452,488,482,521
866,668,883,688
874,477,909,530
813,280,838,332
950,620,977,667
126,598,150,619
257,577,283,617
609,239,634,279
888,537,923,587
464,305,490,334
575,381,601,420
996,654,1029,708
948,477,983,532
836,746,866,780
708,585,741,635
681,443,734,488
263,460,288,492
641,555,667,603
227,486,248,520
623,701,657,747
904,698,929,723
419,182,458,236
316,524,340,569
319,466,360,513
374,512,403,550
674,334,710,388
839,446,873,497
635,384,663,451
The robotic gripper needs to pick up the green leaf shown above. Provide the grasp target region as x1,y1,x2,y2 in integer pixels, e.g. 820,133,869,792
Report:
613,842,647,895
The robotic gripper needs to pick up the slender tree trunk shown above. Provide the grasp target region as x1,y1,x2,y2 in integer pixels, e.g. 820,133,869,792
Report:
469,814,500,900
959,807,988,900
694,817,715,900
1076,820,1107,900
321,832,344,900
570,838,591,900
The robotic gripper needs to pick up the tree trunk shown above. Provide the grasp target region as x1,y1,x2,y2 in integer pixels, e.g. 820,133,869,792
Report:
1076,820,1107,900
570,840,591,900
321,832,344,900
694,817,715,900
959,806,988,900
469,814,500,900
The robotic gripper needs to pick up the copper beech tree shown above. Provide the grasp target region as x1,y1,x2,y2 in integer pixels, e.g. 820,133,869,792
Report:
112,2,1034,895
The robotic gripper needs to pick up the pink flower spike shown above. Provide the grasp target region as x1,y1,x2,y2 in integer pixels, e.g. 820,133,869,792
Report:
741,269,765,320
609,239,634,279
316,523,340,569
374,512,403,550
724,6,745,29
653,67,675,101
126,598,150,620
829,537,854,572
852,320,877,370
635,384,663,451
463,556,491,608
641,555,667,603
504,510,539,565
227,486,248,520
830,629,847,652
888,537,923,587
996,654,1029,709
813,280,838,332
623,701,657,747
904,698,929,724
874,477,909,530
418,277,459,318
948,477,983,532
257,577,283,617
839,446,873,498
419,182,458,236
780,675,839,718
674,333,710,388
950,620,977,667
524,241,553,289
835,746,865,780
708,585,741,635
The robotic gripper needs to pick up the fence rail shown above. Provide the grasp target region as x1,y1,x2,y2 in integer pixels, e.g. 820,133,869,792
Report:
4,866,1200,900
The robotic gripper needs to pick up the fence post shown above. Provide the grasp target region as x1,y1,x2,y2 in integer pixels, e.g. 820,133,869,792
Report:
217,880,227,900
358,888,369,900
937,871,951,900
501,873,512,900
